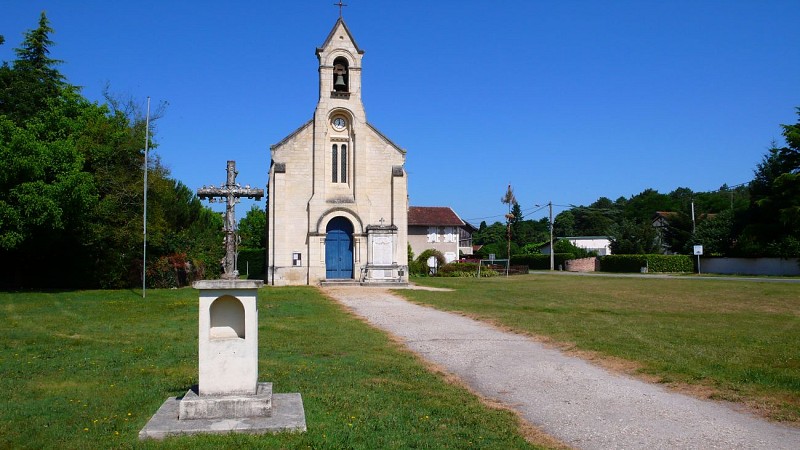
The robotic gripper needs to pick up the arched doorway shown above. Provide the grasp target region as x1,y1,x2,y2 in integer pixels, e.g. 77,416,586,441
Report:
325,217,354,279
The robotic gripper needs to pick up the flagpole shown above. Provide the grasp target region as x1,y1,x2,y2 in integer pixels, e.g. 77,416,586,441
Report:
143,97,151,298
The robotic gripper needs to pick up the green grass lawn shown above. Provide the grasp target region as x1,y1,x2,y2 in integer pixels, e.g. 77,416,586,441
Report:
0,287,540,449
397,274,800,422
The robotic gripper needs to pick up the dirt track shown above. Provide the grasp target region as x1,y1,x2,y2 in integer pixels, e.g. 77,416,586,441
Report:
324,286,800,450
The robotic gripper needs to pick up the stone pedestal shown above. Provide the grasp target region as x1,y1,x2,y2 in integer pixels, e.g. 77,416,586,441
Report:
139,279,306,440
195,279,260,396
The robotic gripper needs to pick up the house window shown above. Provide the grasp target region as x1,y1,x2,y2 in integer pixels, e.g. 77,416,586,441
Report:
426,227,438,243
332,144,338,183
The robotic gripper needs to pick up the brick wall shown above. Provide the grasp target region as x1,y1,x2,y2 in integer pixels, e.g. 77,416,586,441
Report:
565,257,598,272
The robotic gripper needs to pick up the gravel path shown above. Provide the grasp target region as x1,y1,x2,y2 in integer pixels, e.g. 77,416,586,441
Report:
323,286,800,450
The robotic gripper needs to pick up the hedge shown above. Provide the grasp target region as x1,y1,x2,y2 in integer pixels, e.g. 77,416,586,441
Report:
511,253,575,270
237,248,266,279
436,262,499,277
645,254,695,273
598,254,694,273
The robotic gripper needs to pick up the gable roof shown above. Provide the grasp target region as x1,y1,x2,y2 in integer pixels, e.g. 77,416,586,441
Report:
317,17,364,55
408,206,465,227
367,122,406,155
271,118,313,150
653,211,679,220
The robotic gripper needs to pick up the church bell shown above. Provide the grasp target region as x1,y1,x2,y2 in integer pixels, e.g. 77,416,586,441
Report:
333,64,347,91
334,74,346,88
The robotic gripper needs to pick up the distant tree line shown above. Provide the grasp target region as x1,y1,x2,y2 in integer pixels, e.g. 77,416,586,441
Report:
0,13,224,288
475,108,800,259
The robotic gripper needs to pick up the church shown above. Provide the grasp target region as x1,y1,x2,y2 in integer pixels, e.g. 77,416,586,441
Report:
266,17,409,286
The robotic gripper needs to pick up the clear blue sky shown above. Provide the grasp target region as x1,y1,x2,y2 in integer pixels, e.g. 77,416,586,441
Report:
2,1,799,224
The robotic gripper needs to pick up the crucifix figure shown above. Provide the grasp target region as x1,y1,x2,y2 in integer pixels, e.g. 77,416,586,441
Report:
198,160,264,280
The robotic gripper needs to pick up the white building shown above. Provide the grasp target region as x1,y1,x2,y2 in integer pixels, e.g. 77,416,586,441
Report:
541,236,613,256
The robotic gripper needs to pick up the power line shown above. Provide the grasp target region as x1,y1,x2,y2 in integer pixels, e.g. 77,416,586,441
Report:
464,182,751,224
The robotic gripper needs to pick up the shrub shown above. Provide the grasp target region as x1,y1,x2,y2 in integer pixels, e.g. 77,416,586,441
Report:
146,253,189,288
645,254,694,273
478,267,500,277
598,255,646,273
511,253,575,270
417,249,446,266
409,259,428,276
599,254,694,273
553,239,597,259
438,262,479,277
413,249,446,276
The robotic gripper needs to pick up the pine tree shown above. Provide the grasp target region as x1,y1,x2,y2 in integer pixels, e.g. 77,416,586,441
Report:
0,12,69,122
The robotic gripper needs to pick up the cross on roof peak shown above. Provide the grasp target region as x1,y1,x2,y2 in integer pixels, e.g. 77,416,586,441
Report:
334,0,347,18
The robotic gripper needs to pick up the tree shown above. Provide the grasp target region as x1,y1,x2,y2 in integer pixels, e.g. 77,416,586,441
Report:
239,204,266,249
740,108,800,256
473,221,506,246
512,217,549,247
510,201,523,243
0,14,222,288
661,211,694,254
609,219,659,254
691,209,735,256
0,12,70,123
500,184,517,260
553,209,575,237
624,189,672,223
569,204,618,237
553,238,595,258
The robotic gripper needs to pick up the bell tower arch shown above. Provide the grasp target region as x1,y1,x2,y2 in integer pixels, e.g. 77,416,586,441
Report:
333,56,349,92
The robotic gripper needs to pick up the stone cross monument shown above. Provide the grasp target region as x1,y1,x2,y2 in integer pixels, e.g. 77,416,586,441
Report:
197,160,264,279
139,160,305,440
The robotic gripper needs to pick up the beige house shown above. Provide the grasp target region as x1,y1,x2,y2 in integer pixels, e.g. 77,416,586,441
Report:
267,18,408,285
408,206,473,264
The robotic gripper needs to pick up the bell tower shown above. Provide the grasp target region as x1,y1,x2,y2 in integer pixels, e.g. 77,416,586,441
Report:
310,17,367,204
315,18,365,113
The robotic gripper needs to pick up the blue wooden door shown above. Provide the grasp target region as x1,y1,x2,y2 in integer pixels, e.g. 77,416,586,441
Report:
325,217,353,279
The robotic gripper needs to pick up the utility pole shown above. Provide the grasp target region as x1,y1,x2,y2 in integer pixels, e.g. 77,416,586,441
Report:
142,97,150,298
549,201,554,271
536,201,556,271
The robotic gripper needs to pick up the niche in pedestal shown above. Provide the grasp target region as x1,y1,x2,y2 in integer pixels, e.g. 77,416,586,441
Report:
197,284,259,396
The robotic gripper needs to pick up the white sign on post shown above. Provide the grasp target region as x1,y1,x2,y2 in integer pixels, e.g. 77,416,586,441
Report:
693,245,703,274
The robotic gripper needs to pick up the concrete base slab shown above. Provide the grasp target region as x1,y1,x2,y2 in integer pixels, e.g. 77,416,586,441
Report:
139,393,306,440
179,382,273,420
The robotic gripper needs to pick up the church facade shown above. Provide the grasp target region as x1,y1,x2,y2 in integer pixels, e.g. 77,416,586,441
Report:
266,18,409,286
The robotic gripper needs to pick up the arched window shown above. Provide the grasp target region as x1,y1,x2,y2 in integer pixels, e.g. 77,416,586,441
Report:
333,57,349,92
332,144,338,182
340,144,347,183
